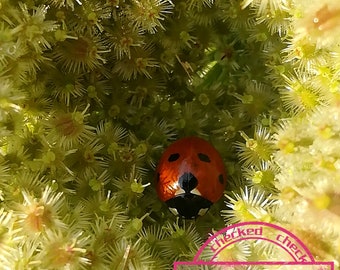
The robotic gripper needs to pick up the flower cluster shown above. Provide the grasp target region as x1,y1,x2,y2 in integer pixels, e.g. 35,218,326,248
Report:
1,0,340,268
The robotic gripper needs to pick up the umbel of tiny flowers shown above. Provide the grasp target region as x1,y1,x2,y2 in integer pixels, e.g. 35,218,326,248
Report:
2,0,340,268
273,104,340,265
218,0,340,267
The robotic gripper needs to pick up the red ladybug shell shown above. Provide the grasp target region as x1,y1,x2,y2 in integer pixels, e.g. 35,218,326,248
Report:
155,136,227,218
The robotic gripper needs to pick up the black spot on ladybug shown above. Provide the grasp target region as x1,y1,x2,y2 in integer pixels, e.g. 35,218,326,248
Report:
156,173,160,183
198,153,210,163
168,153,180,162
218,174,224,184
179,172,198,193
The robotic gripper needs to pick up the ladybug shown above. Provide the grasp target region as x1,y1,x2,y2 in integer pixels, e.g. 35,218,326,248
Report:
155,136,227,219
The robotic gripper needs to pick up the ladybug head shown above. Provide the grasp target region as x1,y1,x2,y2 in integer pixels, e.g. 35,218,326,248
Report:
165,172,213,218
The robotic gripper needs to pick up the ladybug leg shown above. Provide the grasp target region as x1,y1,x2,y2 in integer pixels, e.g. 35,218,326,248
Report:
197,208,209,216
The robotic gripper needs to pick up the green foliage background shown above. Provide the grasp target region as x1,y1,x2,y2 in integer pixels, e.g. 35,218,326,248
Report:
1,0,340,269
